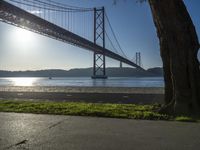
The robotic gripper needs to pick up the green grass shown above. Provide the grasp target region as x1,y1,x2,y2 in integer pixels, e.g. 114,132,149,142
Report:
0,100,199,122
175,116,198,122
0,100,170,120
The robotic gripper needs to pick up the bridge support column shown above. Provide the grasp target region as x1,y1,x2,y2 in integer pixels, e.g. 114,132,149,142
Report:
92,7,107,79
136,52,141,67
120,62,123,68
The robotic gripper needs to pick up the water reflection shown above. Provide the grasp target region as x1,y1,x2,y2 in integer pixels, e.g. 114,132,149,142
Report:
10,77,36,86
0,77,164,87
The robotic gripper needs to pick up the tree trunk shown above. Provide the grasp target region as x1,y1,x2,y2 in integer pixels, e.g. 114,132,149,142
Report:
148,0,200,116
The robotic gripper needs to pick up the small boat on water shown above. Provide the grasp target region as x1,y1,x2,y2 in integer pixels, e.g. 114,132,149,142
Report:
49,77,52,80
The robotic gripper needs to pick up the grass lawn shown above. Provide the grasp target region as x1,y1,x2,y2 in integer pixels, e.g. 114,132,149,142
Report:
0,100,198,122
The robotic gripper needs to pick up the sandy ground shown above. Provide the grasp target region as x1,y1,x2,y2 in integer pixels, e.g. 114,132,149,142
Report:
0,86,164,104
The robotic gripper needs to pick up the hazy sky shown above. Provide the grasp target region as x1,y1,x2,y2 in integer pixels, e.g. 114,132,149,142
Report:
0,0,199,71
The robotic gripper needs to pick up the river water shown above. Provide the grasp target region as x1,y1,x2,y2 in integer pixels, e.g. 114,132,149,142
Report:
0,77,164,87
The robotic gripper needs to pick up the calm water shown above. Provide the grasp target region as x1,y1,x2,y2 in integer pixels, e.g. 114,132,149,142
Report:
0,77,164,87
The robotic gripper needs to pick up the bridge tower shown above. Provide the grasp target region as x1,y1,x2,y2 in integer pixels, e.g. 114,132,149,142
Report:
92,7,107,79
135,52,141,67
120,62,123,68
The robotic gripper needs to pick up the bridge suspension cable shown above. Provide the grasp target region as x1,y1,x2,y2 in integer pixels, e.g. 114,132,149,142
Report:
43,0,94,10
5,0,132,63
6,0,94,40
0,0,144,77
105,12,128,59
105,31,119,54
7,0,94,12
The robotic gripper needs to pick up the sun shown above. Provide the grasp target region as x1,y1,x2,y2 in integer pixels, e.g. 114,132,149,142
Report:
13,27,34,44
12,27,35,52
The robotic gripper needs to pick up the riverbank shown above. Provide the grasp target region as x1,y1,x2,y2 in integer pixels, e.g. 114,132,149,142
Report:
0,86,198,122
0,86,164,93
0,86,164,104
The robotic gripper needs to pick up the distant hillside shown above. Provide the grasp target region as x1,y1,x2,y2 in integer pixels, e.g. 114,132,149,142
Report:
147,67,163,76
0,67,163,77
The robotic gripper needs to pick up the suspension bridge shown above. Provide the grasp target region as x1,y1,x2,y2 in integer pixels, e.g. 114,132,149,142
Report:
0,0,144,78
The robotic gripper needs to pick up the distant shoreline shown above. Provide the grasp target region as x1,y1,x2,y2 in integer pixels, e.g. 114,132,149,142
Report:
0,67,163,77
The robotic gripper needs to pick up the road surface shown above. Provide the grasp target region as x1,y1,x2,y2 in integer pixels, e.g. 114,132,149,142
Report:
0,112,200,150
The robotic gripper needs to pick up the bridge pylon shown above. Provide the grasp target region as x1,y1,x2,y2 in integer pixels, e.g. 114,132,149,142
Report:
92,7,107,79
120,62,123,68
136,52,142,67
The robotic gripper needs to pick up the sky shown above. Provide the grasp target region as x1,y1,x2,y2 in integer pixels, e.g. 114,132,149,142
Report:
0,0,199,71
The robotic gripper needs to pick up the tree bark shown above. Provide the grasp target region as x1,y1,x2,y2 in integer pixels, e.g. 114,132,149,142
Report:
148,0,200,116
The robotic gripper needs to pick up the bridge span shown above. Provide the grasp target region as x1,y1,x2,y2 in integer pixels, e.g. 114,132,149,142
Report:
0,0,144,78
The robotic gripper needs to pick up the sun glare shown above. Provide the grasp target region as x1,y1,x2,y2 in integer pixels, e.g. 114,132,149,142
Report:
13,27,34,44
11,78,36,86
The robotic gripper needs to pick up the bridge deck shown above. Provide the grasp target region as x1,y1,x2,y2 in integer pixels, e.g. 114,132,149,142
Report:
0,1,143,69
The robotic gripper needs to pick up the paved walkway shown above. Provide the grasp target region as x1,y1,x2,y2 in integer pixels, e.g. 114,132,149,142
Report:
0,112,200,150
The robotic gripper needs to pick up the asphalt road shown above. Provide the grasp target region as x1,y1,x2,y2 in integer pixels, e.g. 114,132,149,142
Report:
0,113,200,150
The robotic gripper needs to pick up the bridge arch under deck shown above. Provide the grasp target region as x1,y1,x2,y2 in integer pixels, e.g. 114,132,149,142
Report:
0,0,145,77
